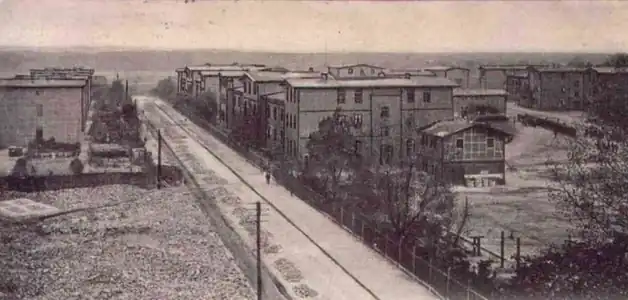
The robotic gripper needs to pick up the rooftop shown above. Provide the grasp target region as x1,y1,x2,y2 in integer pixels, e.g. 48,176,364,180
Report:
188,63,266,72
385,69,437,77
420,119,515,137
592,67,628,74
423,65,469,72
199,70,248,78
286,76,458,89
453,88,508,97
479,64,548,71
327,63,385,70
246,70,321,82
533,66,591,73
0,79,88,88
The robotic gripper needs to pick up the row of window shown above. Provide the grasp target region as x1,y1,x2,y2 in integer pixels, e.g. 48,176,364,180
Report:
287,88,300,103
244,81,259,95
336,89,432,105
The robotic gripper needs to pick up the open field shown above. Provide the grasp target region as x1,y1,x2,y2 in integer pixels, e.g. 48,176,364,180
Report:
0,185,255,300
458,123,573,260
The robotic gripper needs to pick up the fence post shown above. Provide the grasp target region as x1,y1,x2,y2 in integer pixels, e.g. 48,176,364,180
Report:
398,241,402,264
446,267,451,299
412,245,417,274
428,255,433,282
516,237,521,269
351,212,355,233
466,278,471,300
500,230,505,268
340,206,344,227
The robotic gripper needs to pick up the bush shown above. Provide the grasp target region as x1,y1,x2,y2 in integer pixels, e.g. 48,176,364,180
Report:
70,158,85,174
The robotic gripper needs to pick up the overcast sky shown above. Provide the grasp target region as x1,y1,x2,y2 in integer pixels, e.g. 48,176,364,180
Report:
0,0,625,53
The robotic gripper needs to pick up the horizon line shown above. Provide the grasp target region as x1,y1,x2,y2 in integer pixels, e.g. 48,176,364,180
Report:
0,45,621,55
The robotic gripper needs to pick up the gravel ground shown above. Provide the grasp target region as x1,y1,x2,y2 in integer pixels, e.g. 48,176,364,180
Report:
0,185,255,300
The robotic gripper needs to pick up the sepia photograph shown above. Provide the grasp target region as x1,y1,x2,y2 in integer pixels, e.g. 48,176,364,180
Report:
0,0,627,299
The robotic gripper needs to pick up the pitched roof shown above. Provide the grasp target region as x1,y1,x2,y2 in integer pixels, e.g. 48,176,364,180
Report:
385,69,437,77
246,71,321,82
286,76,458,89
199,70,248,77
453,88,508,97
423,65,470,72
479,64,548,71
592,67,628,74
327,63,385,70
420,119,515,137
0,79,87,88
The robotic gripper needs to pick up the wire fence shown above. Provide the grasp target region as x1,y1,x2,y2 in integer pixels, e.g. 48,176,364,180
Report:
182,109,496,300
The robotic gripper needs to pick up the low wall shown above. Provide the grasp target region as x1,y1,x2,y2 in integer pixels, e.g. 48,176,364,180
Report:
1,172,152,192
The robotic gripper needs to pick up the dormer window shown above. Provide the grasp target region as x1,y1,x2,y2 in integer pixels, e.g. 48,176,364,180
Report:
348,68,354,74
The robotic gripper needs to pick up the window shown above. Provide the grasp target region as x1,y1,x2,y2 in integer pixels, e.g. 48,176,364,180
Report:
574,91,579,97
360,69,366,76
337,89,346,104
254,83,259,95
266,104,270,118
455,78,463,86
406,88,415,103
380,106,390,118
348,68,354,74
354,140,362,154
381,126,389,137
288,87,293,102
272,107,277,120
353,114,363,128
35,90,41,96
574,80,580,87
423,91,431,103
354,89,363,103
406,139,415,155
421,134,428,145
36,104,43,117
273,128,277,140
35,127,43,141
456,139,464,149
280,109,285,121
487,138,495,148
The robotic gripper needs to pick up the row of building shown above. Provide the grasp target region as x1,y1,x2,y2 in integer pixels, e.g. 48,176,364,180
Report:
481,64,628,111
0,67,99,148
176,63,513,185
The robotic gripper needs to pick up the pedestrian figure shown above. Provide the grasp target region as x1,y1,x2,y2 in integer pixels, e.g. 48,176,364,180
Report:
265,172,271,185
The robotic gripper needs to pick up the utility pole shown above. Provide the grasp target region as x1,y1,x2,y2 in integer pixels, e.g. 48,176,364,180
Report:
157,129,162,189
125,80,129,104
256,201,262,300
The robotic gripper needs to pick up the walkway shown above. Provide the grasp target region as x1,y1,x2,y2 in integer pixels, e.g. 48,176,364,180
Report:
140,96,440,300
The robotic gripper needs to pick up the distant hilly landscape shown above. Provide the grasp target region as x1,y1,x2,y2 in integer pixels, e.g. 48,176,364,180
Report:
0,48,614,73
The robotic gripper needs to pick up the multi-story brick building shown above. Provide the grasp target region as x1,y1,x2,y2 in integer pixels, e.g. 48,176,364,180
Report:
452,88,508,118
478,64,548,90
590,67,628,111
423,66,470,89
282,74,459,164
416,119,514,186
29,67,95,116
234,70,321,151
525,66,596,111
505,74,529,104
0,79,89,148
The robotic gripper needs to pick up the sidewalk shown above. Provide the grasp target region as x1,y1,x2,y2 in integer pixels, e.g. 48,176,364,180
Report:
152,99,441,300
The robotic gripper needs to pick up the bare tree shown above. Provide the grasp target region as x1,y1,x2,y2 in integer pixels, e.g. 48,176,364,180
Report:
304,108,361,202
351,155,461,247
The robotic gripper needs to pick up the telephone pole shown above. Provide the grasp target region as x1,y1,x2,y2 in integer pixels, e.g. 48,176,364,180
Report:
157,129,162,189
256,201,262,300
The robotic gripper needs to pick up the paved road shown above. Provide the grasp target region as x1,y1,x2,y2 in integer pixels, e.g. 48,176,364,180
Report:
136,95,442,300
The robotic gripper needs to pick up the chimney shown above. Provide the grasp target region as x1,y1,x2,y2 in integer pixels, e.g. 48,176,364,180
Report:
308,67,314,72
321,73,328,80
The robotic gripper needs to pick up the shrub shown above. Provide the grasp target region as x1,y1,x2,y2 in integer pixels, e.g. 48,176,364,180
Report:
70,158,85,174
